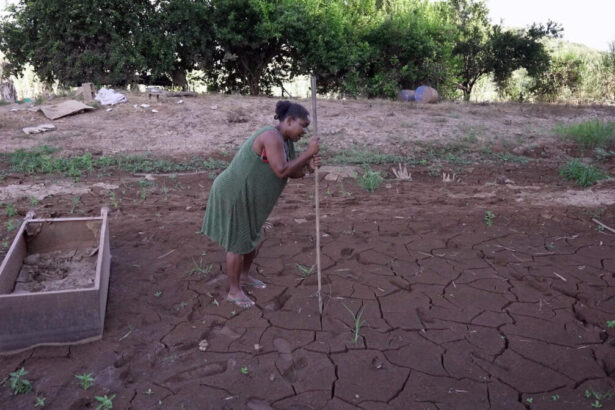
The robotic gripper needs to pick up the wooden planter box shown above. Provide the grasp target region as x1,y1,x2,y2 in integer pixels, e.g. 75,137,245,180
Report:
0,208,111,354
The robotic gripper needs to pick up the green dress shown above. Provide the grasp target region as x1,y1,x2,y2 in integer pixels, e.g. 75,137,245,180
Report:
202,126,295,254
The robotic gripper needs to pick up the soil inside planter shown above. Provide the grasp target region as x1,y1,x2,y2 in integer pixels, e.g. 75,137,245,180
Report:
12,248,98,293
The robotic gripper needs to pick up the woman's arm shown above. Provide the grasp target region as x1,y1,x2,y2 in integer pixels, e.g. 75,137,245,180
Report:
262,132,319,179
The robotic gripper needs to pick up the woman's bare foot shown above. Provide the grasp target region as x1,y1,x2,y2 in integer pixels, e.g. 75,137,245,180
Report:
226,290,255,309
240,274,267,289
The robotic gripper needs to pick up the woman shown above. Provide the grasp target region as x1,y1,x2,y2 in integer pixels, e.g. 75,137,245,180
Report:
202,100,320,308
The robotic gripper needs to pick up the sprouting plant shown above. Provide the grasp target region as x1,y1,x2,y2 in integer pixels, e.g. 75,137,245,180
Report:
9,367,32,395
5,203,17,217
343,304,367,344
357,167,383,192
94,394,116,410
592,400,603,408
109,191,119,209
607,320,615,328
29,196,39,206
484,210,495,227
161,183,169,201
552,394,560,401
212,299,220,306
231,310,237,316
240,366,249,375
70,197,81,214
526,397,533,404
145,388,153,395
339,180,352,197
6,219,17,232
75,372,95,390
154,291,162,298
585,388,613,408
545,242,556,251
296,263,315,277
187,258,213,276
34,396,46,407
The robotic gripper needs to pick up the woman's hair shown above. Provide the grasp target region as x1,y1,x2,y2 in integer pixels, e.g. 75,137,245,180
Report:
274,100,309,121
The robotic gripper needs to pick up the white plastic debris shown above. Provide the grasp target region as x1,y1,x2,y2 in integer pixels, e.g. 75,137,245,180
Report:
151,109,158,113
94,88,127,105
177,100,184,104
23,123,56,135
140,104,150,108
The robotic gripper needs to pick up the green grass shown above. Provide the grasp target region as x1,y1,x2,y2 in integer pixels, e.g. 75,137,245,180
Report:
559,159,609,187
0,146,229,177
357,167,383,192
331,146,408,165
555,119,615,149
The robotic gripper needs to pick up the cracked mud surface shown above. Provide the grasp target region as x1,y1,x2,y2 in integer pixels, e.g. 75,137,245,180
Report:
1,159,614,410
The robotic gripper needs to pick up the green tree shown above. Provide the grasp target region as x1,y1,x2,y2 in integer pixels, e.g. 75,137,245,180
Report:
0,0,153,86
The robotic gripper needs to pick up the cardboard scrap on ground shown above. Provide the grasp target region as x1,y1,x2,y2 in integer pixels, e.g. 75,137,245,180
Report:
23,123,56,135
37,100,95,120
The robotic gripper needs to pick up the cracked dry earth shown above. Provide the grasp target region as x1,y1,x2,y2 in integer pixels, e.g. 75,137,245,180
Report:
1,161,615,410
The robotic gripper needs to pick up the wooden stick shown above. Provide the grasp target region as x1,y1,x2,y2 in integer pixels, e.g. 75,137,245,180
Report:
592,218,615,234
311,75,323,314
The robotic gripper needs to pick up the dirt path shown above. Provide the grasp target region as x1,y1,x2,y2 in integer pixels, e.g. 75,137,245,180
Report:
2,94,614,156
1,158,614,409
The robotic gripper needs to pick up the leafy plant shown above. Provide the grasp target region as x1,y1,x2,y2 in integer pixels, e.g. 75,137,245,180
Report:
607,320,615,328
343,304,366,344
109,191,119,209
94,394,116,410
35,396,46,407
555,119,615,149
9,367,32,395
357,167,383,192
240,366,249,375
70,197,81,214
296,263,315,277
4,203,16,217
6,219,17,232
154,291,163,298
29,196,40,206
484,210,495,227
75,373,95,390
559,159,608,187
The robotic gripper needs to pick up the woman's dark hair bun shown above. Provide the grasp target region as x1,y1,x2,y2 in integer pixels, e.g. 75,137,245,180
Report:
274,100,309,122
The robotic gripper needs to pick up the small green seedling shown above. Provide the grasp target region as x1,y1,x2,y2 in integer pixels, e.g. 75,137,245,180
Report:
154,291,162,298
343,304,367,344
109,191,119,209
592,400,603,408
212,299,219,306
545,242,556,251
145,388,153,395
5,203,17,217
29,196,40,206
240,366,249,375
9,367,32,395
526,397,533,404
357,167,383,192
6,219,17,232
552,394,560,401
94,394,115,410
231,310,237,316
484,210,495,227
187,258,213,276
75,372,95,390
34,396,46,407
296,263,315,277
607,320,615,328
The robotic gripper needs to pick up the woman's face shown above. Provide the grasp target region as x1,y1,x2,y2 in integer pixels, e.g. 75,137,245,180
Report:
285,116,310,142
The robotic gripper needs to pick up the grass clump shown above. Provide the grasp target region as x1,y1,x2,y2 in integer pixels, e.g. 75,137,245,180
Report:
555,119,615,149
559,159,609,187
331,146,407,165
357,167,383,192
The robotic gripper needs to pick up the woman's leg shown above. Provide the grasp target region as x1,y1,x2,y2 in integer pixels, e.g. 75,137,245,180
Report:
226,252,254,308
240,246,266,288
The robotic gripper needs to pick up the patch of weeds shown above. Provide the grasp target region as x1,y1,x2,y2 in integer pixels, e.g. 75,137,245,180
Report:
484,210,495,227
186,257,213,276
109,191,119,209
607,320,615,328
491,152,531,164
331,146,407,165
357,167,383,192
70,197,81,214
4,203,16,217
9,367,32,395
6,219,17,232
35,396,46,407
343,304,366,344
94,394,116,410
29,196,39,206
296,263,315,277
555,119,615,149
559,159,609,187
8,146,94,178
240,366,249,375
75,373,95,390
585,388,613,408
338,181,352,197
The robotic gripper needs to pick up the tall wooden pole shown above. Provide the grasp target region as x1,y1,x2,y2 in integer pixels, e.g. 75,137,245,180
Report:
311,75,323,314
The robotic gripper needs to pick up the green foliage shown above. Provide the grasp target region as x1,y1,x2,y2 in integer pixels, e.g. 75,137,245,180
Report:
484,210,495,227
94,394,115,410
332,147,408,165
343,304,366,344
34,396,46,407
75,373,95,390
9,368,32,395
559,159,609,187
555,119,615,149
357,167,383,192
